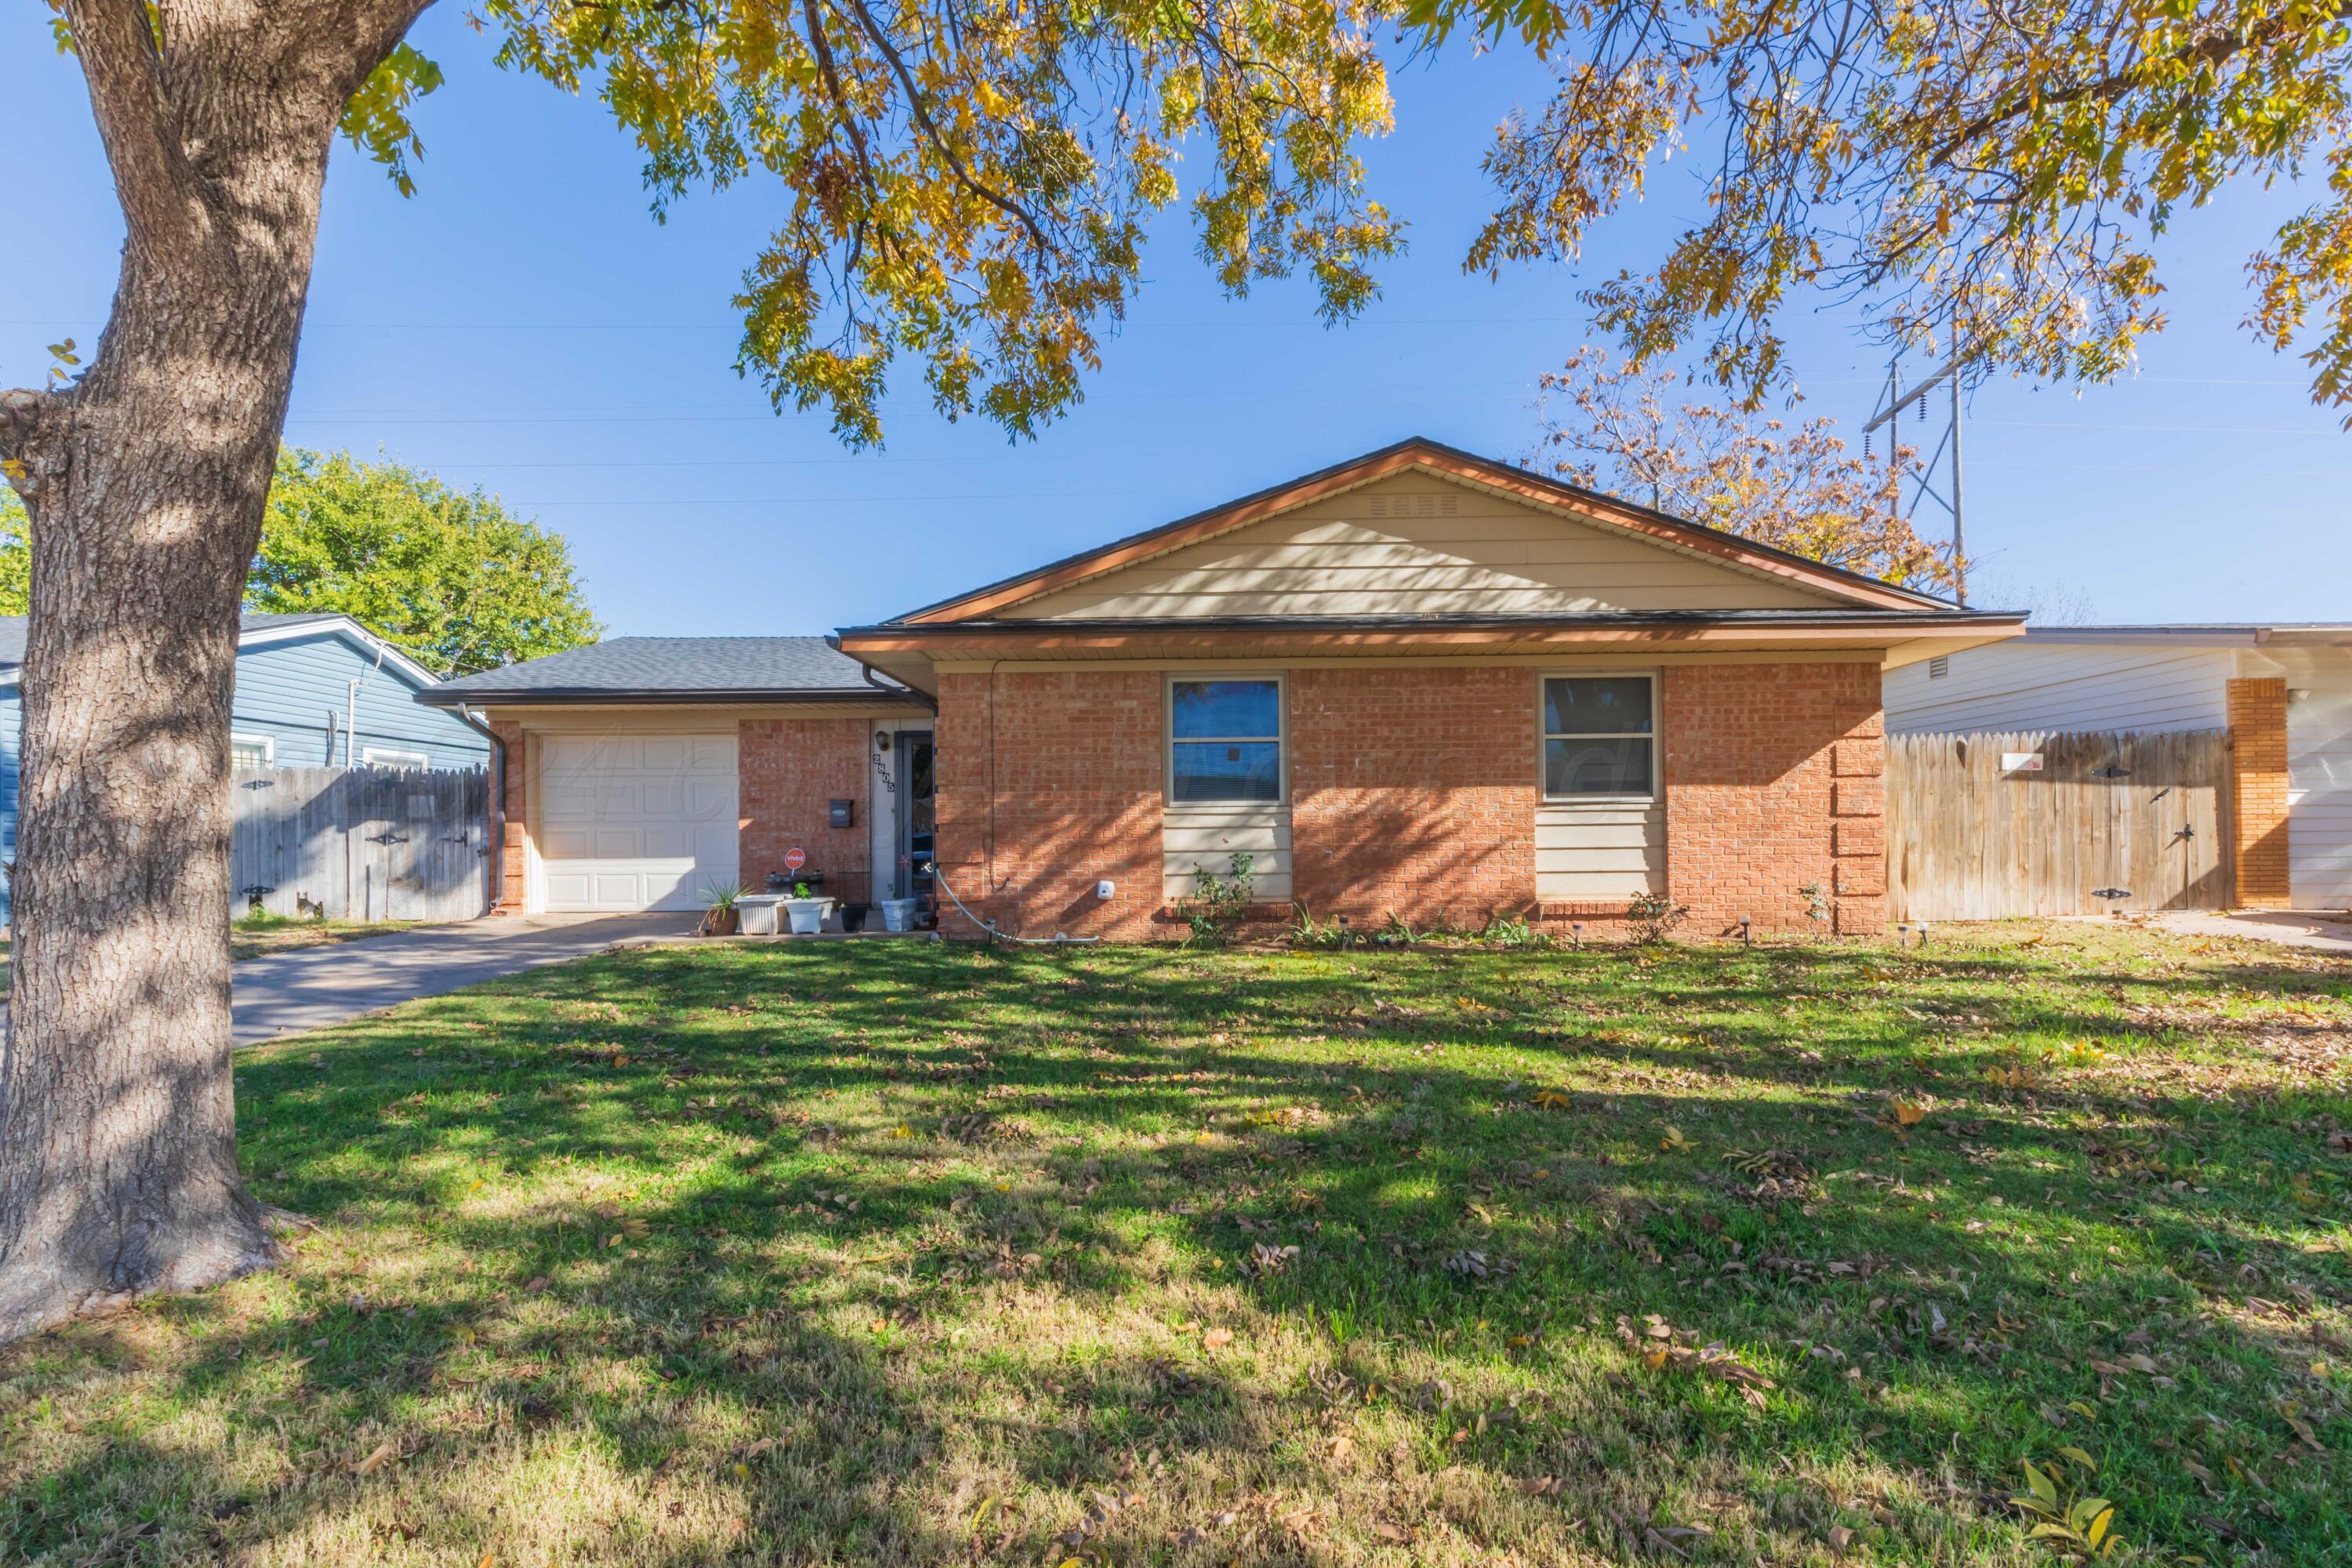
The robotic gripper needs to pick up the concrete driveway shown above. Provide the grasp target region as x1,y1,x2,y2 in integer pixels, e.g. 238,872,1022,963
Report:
232,913,693,1046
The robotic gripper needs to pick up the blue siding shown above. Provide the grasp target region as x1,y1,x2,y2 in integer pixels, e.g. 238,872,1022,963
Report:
1,689,17,921
228,633,488,770
1,627,486,919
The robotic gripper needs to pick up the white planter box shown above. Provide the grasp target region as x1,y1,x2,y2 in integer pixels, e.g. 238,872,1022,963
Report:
782,897,835,935
735,894,784,935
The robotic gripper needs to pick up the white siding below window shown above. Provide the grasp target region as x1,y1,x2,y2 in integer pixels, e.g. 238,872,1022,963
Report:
1885,643,2235,735
1535,800,1663,899
1163,804,1292,902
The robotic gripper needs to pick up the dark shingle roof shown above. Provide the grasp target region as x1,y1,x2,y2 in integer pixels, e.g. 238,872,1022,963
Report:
417,636,890,706
0,612,346,677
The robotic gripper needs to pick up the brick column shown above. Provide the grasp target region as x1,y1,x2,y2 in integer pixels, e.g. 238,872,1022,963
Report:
490,720,530,914
2227,677,2291,909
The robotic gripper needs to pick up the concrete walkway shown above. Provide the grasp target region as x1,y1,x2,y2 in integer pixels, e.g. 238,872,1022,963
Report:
232,913,693,1046
2140,908,2352,956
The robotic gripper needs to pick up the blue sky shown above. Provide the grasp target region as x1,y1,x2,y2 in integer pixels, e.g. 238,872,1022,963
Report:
5,7,2345,634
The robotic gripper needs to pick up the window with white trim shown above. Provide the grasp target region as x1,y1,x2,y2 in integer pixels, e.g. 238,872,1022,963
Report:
361,746,430,771
1169,678,1283,804
228,733,274,768
1541,675,1655,798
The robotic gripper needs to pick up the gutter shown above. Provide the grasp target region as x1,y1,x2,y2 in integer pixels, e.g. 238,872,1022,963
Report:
825,633,938,711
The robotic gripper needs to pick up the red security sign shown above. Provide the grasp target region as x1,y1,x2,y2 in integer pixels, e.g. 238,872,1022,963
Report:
783,846,807,873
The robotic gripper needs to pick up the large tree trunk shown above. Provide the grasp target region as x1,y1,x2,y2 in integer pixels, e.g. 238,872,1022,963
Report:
0,0,426,1343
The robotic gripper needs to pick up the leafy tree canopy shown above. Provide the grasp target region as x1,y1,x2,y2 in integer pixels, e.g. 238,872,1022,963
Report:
1533,347,1954,590
1,453,600,674
1432,0,2352,416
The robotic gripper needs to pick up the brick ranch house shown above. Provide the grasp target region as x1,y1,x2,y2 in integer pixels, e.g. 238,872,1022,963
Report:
421,440,2022,938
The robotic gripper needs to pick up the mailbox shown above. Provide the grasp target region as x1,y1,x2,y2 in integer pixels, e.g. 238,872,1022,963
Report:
828,797,855,829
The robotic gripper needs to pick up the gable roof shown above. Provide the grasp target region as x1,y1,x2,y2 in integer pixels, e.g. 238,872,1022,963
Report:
0,612,441,692
415,635,903,706
886,437,1965,626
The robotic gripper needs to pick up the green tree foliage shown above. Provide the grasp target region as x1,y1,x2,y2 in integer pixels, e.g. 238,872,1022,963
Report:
246,449,600,675
1430,0,2352,416
472,0,1403,448
0,484,27,615
1,455,597,673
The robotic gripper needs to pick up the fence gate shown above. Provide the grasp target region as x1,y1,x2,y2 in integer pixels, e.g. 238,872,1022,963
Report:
229,764,488,923
1886,730,2233,921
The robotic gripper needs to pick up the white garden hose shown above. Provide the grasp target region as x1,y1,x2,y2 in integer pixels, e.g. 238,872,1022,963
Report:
925,862,1101,946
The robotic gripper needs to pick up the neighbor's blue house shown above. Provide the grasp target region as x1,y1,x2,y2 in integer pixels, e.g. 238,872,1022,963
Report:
0,612,490,915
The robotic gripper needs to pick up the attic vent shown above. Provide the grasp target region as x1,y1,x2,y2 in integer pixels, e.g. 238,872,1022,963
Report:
1369,492,1460,519
1927,655,1951,680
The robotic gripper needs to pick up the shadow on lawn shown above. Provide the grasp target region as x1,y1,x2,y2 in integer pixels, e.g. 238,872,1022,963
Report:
4,937,2347,1565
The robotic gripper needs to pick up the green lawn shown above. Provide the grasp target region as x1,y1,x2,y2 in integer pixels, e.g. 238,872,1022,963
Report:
2,926,2347,1566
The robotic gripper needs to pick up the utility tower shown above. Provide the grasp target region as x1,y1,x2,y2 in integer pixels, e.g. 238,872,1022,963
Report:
1862,349,1966,604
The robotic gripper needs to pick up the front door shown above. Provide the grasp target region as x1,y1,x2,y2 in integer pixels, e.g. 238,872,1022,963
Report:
891,730,935,910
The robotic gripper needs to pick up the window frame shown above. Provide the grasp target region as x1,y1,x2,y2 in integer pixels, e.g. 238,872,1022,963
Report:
1165,672,1288,808
1537,671,1660,804
361,746,430,771
228,731,276,768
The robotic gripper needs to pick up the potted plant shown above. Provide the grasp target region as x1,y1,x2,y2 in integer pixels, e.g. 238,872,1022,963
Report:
700,879,746,936
780,880,834,935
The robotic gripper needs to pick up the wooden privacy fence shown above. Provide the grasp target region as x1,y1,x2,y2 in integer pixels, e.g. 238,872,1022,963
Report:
1886,730,2234,921
230,764,489,923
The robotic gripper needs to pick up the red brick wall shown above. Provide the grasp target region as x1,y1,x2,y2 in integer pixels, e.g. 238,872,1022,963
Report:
490,720,528,914
739,717,874,902
1290,666,1538,927
1662,661,1886,937
931,659,1887,943
2227,677,2290,909
934,669,1164,938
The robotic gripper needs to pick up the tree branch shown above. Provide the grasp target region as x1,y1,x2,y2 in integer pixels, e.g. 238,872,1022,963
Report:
837,0,1052,251
64,0,204,255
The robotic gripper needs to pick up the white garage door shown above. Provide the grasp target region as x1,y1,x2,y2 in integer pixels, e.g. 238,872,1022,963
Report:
2289,688,2352,909
537,734,738,912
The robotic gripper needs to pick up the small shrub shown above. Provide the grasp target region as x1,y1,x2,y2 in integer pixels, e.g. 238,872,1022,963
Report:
1374,910,1419,947
1181,853,1255,944
1479,910,1542,947
1798,880,1831,924
1626,890,1689,945
1287,903,1358,949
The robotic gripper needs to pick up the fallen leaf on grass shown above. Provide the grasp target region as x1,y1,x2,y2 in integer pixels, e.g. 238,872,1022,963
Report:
1828,1523,1855,1554
1203,1327,1234,1349
354,1439,400,1475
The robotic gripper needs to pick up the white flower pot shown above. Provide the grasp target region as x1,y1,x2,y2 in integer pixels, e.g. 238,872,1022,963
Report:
782,897,834,935
880,898,920,931
735,895,784,935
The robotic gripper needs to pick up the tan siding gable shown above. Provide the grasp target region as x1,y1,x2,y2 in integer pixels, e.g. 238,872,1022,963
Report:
1008,473,1844,619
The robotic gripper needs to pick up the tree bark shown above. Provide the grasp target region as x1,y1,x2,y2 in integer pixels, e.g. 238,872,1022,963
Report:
0,0,429,1343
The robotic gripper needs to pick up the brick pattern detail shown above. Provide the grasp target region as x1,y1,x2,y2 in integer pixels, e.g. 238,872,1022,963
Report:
2227,677,2291,909
490,720,528,913
1289,666,1539,927
935,669,1165,939
739,717,874,902
1661,662,1886,938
